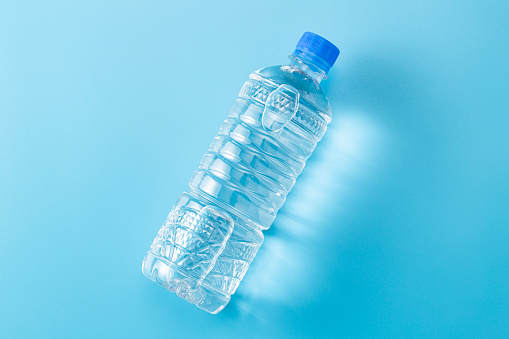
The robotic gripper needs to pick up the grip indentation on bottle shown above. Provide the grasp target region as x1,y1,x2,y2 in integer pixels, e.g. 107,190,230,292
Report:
262,84,300,132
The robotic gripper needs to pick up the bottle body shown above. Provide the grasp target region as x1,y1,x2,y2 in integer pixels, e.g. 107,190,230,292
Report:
142,58,332,313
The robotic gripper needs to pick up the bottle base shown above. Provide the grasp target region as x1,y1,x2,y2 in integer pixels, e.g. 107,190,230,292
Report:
142,251,230,314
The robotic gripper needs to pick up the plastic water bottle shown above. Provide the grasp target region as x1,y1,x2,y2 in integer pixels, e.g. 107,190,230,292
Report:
142,32,339,313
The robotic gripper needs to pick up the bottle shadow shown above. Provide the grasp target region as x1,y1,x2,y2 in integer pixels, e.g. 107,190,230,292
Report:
220,50,418,320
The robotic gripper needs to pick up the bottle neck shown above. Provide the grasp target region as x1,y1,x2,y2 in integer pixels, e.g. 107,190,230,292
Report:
288,55,327,84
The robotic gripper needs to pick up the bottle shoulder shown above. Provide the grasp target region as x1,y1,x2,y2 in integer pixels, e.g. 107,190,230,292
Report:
249,65,331,123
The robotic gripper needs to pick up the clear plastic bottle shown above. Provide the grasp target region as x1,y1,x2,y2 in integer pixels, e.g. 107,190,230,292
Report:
142,32,340,313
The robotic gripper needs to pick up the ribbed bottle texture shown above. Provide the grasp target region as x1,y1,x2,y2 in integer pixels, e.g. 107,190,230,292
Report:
142,56,332,313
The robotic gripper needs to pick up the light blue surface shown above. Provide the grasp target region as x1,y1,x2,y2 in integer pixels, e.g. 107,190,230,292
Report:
1,1,508,338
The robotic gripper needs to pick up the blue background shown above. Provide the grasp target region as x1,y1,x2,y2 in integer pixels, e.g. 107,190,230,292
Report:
1,1,508,338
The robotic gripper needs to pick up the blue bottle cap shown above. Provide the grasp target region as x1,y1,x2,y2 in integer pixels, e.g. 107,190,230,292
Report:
292,32,340,74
